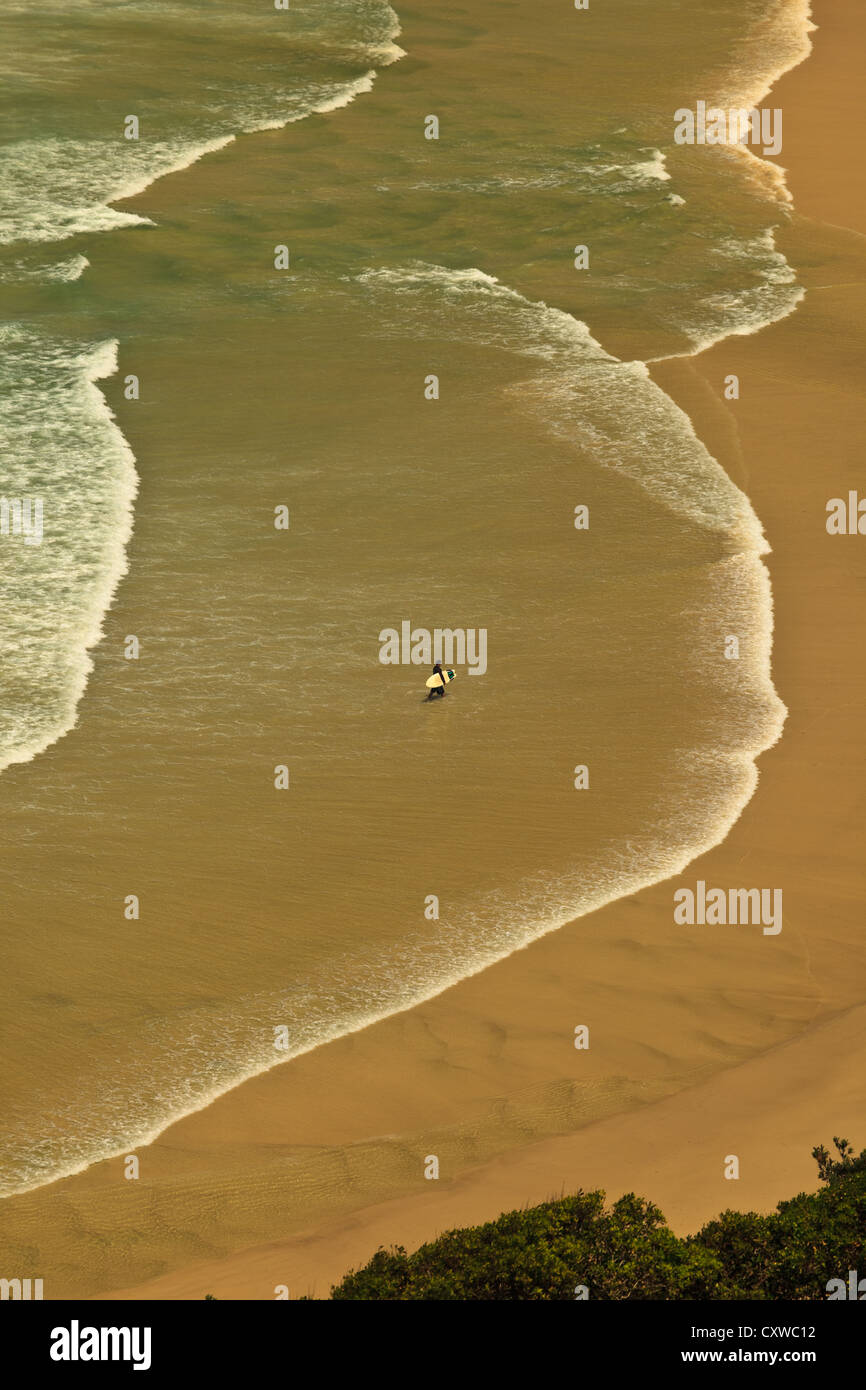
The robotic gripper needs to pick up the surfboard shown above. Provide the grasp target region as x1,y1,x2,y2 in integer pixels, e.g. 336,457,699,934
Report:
425,668,456,689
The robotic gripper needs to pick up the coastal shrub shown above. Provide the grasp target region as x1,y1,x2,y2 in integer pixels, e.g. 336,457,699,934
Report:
811,1136,866,1182
693,1176,866,1299
328,1190,723,1301
323,1141,866,1300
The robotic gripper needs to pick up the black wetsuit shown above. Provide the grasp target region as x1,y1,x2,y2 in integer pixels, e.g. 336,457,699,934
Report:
431,663,447,697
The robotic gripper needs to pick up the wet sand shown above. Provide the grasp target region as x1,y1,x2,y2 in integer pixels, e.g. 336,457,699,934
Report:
3,0,864,1299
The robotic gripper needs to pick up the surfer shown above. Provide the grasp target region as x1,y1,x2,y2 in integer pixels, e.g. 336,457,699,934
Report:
428,661,447,699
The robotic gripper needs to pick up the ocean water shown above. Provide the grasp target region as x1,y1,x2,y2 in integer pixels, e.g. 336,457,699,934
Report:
0,0,811,1196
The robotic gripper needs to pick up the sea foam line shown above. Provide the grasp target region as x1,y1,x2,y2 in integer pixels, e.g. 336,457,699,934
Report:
704,0,816,206
0,333,138,775
648,2,814,352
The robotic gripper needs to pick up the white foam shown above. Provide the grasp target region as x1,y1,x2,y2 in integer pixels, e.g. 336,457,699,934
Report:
247,72,378,133
0,136,234,247
0,252,90,283
620,149,671,183
719,0,815,112
0,2,405,248
702,0,816,207
357,261,768,545
649,225,805,359
47,253,90,281
409,148,673,195
0,328,138,774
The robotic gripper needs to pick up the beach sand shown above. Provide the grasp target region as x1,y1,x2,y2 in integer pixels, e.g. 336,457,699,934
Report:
2,0,863,1299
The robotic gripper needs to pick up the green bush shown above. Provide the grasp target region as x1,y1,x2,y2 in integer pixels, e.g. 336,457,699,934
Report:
322,1139,866,1300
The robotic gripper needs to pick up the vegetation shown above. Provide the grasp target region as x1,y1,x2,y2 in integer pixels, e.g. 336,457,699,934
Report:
812,1135,866,1182
322,1138,866,1300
